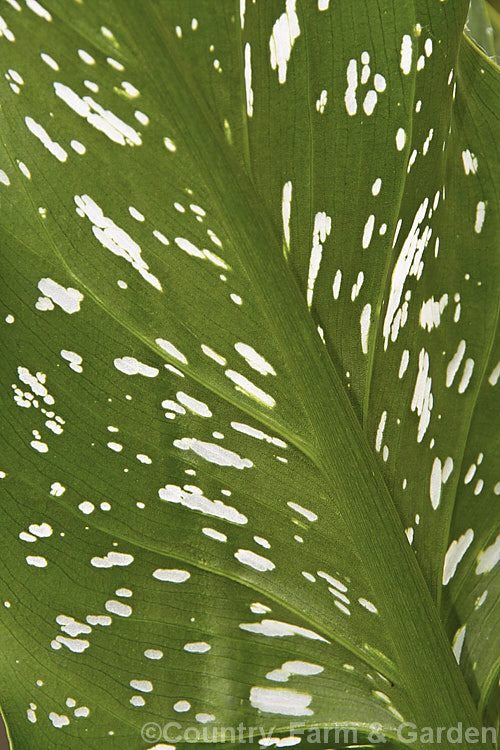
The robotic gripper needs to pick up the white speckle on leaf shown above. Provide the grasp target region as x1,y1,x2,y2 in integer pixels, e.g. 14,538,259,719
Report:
282,181,292,253
332,270,342,299
363,90,377,116
130,680,153,693
27,0,51,21
26,556,47,567
114,357,158,377
452,625,466,664
25,117,67,162
344,59,358,115
488,361,500,386
155,338,188,364
474,201,485,233
105,600,132,617
244,43,254,117
360,304,371,354
476,535,500,575
458,359,474,394
250,687,313,716
400,34,412,74
41,52,59,70
419,294,448,332
153,568,190,583
462,150,478,175
411,348,433,442
375,411,387,452
362,215,375,249
287,502,317,522
307,212,331,307
37,278,83,314
235,549,275,572
202,527,227,542
159,484,247,524
225,370,275,407
442,529,474,586
176,392,212,417
235,343,276,376
49,712,69,729
396,128,406,151
429,457,442,509
75,195,160,289
240,619,327,642
269,0,300,84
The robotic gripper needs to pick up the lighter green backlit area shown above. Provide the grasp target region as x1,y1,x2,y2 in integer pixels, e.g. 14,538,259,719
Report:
0,1,498,749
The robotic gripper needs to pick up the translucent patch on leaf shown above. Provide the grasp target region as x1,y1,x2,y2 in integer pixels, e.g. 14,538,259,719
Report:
235,549,275,572
250,687,313,716
225,370,275,407
74,195,161,290
114,357,158,377
266,661,323,682
37,278,83,314
235,343,276,376
239,619,327,642
442,529,474,585
476,535,500,575
159,484,247,524
269,0,300,84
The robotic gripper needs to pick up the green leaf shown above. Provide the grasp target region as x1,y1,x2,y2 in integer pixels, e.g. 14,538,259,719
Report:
0,1,498,749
